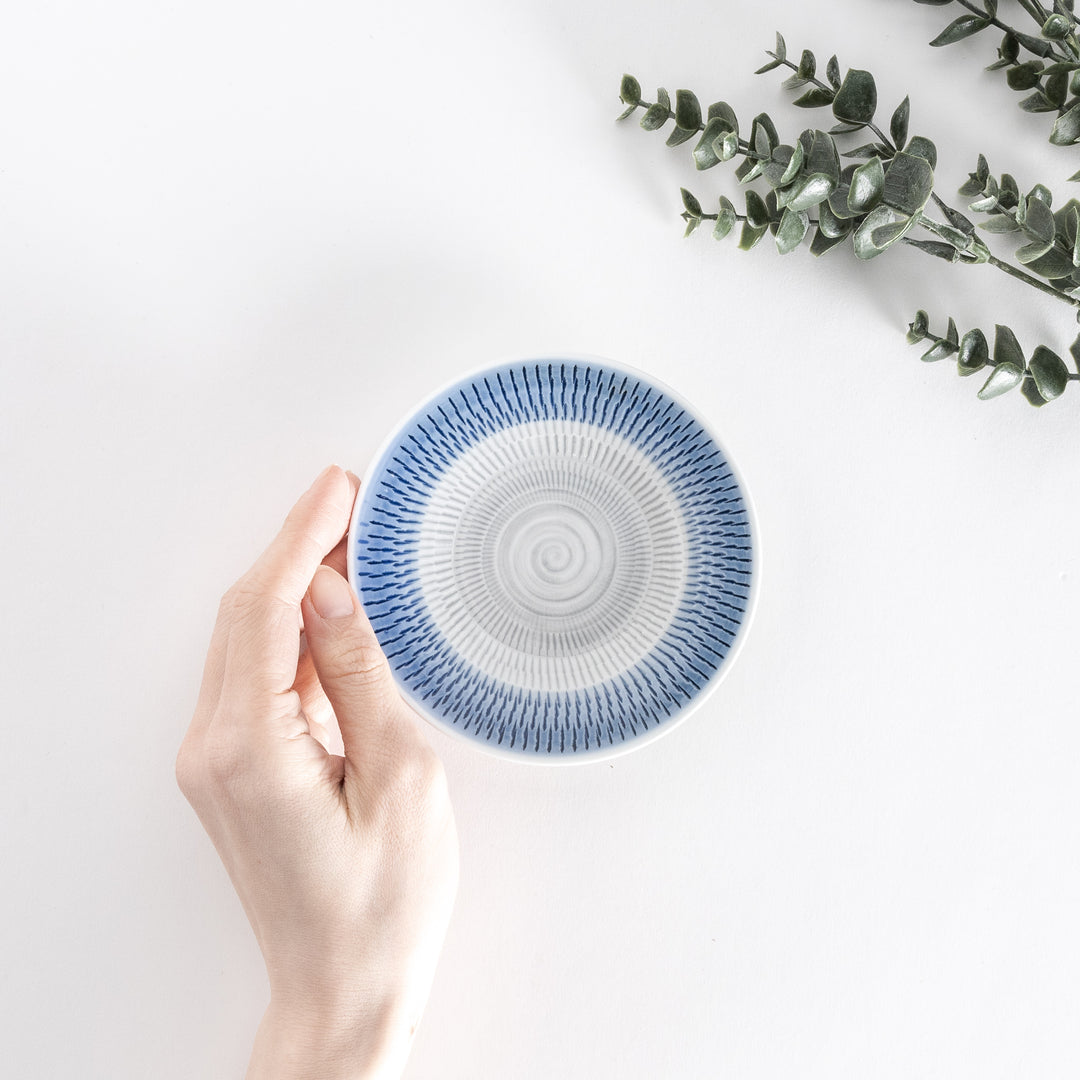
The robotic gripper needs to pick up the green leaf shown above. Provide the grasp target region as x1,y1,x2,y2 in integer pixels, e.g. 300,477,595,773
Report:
1019,90,1057,112
978,214,1022,233
713,196,738,240
957,327,990,374
620,74,642,106
1020,375,1049,407
990,32,1021,66
774,31,787,62
775,207,811,253
809,228,848,256
853,205,916,258
640,103,668,131
1051,101,1080,144
890,96,910,149
907,309,930,343
993,324,1025,367
675,89,703,132
754,58,783,74
933,194,976,235
930,14,991,46
793,87,836,108
921,318,960,360
798,50,817,79
1023,246,1078,278
826,55,841,90
882,151,935,215
905,136,938,168
751,113,779,157
744,189,770,228
1045,68,1069,107
832,69,877,124
693,117,733,169
978,362,1024,399
1030,345,1070,398
781,173,833,212
714,130,740,161
665,125,697,147
1008,61,1044,90
1042,13,1073,39
1023,193,1056,242
780,138,806,184
683,215,702,238
738,220,769,250
816,199,851,239
735,156,764,184
848,156,885,213
681,188,703,218
706,101,739,134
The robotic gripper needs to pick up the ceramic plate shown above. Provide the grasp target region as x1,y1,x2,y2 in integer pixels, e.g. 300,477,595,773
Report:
348,357,756,762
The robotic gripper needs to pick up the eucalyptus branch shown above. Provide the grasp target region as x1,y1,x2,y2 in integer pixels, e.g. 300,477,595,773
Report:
616,31,1080,407
906,310,1080,405
913,0,1080,148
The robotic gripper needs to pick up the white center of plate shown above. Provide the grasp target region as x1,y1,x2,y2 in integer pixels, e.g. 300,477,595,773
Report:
415,419,688,692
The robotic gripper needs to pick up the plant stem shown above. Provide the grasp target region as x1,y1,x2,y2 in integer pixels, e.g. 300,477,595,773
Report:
984,253,1080,305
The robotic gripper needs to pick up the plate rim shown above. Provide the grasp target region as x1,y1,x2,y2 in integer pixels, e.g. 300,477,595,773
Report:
348,352,761,766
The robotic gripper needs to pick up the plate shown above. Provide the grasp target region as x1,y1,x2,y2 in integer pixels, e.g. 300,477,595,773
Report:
348,357,757,762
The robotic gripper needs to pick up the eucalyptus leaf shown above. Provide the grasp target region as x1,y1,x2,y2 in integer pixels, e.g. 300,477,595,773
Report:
907,309,930,343
1014,31,1055,57
930,14,991,47
993,324,1025,368
681,188,703,218
665,125,697,147
1042,13,1073,38
816,199,851,239
713,130,740,161
905,238,961,262
1008,61,1044,90
620,75,642,107
782,172,836,212
977,362,1024,399
1051,101,1080,144
657,88,671,112
794,87,837,108
675,89,703,132
738,220,769,250
826,54,841,90
1023,194,1056,242
706,101,739,134
832,69,877,124
957,328,990,374
798,50,817,80
809,228,848,255
751,113,779,157
904,136,938,168
693,117,732,169
848,156,885,213
1030,344,1070,398
774,31,787,62
854,205,916,258
713,196,738,240
780,139,806,184
978,214,1023,233
640,103,669,131
744,189,770,228
775,207,811,253
882,152,935,215
891,96,910,149
1020,375,1049,407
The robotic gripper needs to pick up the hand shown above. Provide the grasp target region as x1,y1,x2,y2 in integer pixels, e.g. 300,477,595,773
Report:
176,465,459,1080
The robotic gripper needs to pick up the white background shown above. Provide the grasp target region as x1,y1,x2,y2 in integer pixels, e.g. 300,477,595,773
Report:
3,1,1080,1077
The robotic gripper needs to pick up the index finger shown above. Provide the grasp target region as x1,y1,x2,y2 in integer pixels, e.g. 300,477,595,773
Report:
223,464,359,702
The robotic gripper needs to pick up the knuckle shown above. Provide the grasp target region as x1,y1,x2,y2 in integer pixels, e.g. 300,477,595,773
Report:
332,634,389,685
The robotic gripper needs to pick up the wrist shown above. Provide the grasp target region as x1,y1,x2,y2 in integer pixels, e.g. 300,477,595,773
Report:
246,991,414,1080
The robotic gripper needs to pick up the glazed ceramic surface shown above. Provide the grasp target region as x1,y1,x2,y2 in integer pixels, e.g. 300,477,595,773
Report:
349,359,755,760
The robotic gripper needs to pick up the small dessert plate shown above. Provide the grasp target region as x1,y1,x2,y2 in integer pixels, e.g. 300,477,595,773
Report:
348,357,757,763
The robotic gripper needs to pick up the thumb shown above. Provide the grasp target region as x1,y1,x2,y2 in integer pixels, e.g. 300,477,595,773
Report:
301,564,405,759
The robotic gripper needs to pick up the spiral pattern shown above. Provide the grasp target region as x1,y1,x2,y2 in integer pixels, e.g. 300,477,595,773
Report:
416,420,687,692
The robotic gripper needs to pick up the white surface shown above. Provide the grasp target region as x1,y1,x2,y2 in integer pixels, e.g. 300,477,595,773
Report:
3,1,1080,1076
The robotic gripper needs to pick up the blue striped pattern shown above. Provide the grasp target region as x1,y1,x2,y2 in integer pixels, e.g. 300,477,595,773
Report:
354,361,753,757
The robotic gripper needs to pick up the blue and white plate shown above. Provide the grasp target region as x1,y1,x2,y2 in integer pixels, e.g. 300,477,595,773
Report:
348,357,757,762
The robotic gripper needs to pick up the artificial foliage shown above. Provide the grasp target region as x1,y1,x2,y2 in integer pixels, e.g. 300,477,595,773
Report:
617,32,1080,407
914,0,1080,154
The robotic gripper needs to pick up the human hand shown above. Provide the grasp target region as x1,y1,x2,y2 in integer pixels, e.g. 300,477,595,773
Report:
176,464,459,1080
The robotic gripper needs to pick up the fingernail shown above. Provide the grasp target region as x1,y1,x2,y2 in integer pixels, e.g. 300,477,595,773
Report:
309,566,356,619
